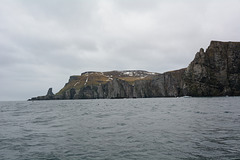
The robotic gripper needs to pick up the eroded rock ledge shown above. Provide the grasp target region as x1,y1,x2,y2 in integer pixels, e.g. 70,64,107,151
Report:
29,41,240,100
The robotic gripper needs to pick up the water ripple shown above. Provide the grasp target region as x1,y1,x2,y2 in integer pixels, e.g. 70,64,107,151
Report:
0,98,240,160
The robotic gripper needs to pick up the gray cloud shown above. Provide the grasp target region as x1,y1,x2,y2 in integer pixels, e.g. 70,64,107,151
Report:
0,0,240,100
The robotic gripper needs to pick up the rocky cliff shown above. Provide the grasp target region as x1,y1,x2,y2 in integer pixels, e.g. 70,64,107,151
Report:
184,41,240,96
29,41,240,100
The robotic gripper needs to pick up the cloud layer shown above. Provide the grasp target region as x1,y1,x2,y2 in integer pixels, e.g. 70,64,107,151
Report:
1,0,240,100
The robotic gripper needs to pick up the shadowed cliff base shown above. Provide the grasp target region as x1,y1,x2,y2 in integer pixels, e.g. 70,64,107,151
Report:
29,41,240,100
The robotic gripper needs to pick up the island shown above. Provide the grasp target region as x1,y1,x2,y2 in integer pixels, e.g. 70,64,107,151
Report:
29,41,240,100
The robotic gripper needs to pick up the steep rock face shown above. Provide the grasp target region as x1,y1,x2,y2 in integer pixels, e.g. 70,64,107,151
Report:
50,69,185,100
184,41,240,96
29,41,240,100
45,69,185,100
46,88,54,96
53,71,160,99
164,68,186,96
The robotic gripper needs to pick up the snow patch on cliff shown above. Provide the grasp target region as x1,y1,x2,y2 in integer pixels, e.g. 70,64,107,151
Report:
84,77,88,86
74,82,79,86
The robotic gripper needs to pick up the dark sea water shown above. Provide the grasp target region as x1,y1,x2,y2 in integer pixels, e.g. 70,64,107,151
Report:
0,97,240,160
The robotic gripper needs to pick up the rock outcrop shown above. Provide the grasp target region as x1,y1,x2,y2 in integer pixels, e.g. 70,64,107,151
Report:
29,41,240,100
29,88,55,100
184,41,240,96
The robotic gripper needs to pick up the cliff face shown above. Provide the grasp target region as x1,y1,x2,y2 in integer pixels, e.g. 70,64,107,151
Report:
184,41,240,96
29,41,240,100
53,70,178,99
56,69,187,99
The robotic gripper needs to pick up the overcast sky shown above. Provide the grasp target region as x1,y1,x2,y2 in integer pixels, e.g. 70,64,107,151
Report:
1,0,240,101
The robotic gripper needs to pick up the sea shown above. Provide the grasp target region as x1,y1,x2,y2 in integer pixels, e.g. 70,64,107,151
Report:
0,97,239,160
